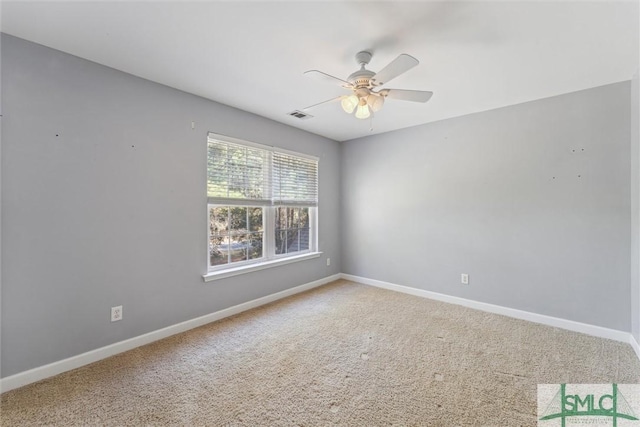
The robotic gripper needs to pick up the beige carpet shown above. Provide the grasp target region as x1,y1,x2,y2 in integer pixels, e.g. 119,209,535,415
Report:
1,280,639,426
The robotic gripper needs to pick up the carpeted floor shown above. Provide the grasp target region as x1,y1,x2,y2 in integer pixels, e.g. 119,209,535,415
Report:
1,279,639,426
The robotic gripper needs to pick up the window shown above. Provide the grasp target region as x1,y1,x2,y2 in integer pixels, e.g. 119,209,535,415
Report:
206,133,318,275
209,206,264,266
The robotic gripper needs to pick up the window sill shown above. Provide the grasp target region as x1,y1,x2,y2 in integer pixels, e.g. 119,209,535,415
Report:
202,252,322,282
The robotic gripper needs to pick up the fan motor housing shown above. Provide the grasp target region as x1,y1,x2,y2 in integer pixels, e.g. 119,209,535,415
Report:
348,51,376,88
347,69,375,88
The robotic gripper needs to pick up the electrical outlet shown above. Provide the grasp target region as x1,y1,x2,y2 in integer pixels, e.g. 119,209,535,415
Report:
326,258,331,266
461,274,469,285
111,305,123,322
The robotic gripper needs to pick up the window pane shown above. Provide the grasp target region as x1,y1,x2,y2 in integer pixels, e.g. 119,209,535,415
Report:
276,230,287,255
286,229,300,253
228,173,247,198
299,208,309,228
299,228,310,251
210,207,228,235
249,232,263,260
246,150,266,199
227,146,246,187
249,207,263,232
207,144,229,198
284,207,292,228
291,208,300,228
229,234,248,263
210,236,229,266
230,207,247,233
209,208,215,235
275,207,287,231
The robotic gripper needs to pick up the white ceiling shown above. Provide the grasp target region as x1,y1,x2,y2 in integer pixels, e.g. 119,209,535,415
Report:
2,1,638,142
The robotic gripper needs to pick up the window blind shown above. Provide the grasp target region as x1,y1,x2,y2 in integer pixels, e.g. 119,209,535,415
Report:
207,138,271,205
207,134,318,207
273,152,318,206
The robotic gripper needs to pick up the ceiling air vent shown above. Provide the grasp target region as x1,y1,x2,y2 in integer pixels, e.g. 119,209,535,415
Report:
287,110,313,120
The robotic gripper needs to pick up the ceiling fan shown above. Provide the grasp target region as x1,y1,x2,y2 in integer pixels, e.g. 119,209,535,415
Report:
303,51,433,119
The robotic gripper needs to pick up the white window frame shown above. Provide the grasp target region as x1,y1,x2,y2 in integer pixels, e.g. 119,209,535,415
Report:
203,133,320,282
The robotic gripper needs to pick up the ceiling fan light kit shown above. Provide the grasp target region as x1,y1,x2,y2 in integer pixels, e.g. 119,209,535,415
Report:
341,95,358,114
367,94,385,112
355,101,371,119
303,50,433,120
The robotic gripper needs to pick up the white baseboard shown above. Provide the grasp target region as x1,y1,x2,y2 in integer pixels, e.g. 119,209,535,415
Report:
340,273,633,345
0,274,341,394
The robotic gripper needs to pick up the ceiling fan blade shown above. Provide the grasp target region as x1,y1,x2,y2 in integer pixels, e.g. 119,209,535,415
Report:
380,89,433,103
304,70,353,88
370,54,419,86
303,96,345,111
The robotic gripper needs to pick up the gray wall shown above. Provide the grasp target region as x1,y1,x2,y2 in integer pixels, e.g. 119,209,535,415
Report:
1,34,341,377
632,69,639,342
341,82,631,332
